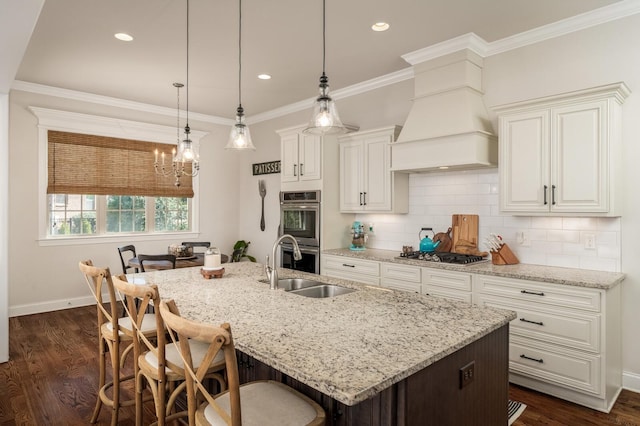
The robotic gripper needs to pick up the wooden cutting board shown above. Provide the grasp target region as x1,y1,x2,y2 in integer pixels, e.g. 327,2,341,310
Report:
451,214,479,254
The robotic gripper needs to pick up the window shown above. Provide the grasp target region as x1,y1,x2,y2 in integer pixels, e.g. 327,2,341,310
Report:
47,194,190,237
31,107,206,243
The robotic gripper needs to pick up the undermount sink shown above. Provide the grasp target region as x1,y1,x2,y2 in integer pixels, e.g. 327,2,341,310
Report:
289,284,356,298
276,278,324,291
260,278,356,298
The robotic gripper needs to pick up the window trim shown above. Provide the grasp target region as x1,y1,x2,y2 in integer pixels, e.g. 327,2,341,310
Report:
31,107,207,246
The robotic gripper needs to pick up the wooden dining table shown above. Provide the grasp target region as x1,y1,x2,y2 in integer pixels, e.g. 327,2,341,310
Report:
128,253,229,271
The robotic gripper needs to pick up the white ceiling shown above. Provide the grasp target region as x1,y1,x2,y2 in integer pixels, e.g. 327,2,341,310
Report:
9,0,625,121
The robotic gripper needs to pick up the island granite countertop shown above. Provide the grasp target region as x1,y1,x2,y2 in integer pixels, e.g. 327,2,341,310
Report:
128,262,515,406
323,248,625,290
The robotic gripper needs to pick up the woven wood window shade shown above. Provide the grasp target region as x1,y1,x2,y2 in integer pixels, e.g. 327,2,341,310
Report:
47,130,194,198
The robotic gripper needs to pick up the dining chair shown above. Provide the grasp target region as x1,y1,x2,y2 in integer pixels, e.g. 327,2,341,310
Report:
112,275,227,426
78,260,157,426
181,241,211,253
138,254,177,272
158,299,326,426
118,245,138,274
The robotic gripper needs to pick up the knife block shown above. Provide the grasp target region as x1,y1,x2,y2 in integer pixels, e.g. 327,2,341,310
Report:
490,243,519,265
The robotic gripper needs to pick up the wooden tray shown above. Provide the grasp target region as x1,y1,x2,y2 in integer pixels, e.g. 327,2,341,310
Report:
201,267,225,279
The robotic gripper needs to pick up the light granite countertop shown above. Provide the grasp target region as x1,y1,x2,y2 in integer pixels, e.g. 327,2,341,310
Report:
323,248,625,290
128,262,515,406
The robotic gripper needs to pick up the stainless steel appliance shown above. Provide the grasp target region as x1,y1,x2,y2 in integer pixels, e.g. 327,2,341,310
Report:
396,251,487,265
279,190,321,273
281,243,319,274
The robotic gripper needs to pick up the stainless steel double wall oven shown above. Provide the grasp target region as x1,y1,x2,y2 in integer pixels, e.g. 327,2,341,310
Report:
279,190,320,274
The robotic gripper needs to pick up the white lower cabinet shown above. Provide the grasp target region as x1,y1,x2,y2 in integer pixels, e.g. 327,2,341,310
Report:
474,274,621,412
381,263,421,293
422,268,473,303
321,254,380,286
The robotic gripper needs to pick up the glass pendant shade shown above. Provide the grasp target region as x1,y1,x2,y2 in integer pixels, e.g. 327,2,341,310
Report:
174,126,200,163
304,75,345,135
226,106,256,150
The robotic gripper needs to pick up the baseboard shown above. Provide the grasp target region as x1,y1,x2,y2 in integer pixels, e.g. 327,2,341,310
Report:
623,371,640,393
9,295,97,317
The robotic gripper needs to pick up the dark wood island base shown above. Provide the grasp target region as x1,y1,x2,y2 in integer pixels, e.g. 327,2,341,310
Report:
237,324,509,425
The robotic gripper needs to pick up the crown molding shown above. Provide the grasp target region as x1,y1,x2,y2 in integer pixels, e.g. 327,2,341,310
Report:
248,67,413,124
12,81,235,126
401,33,490,65
487,0,640,56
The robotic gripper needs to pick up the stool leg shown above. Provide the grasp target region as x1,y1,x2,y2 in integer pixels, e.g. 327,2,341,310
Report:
110,339,120,426
135,369,144,426
90,336,106,423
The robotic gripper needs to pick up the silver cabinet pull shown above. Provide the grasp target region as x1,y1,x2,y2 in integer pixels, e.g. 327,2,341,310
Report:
521,290,545,296
363,192,367,206
359,192,364,206
520,318,544,326
293,164,297,177
300,163,304,176
543,185,548,205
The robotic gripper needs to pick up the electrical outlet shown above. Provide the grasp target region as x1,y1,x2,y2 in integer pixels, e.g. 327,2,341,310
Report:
585,233,596,249
517,231,530,247
459,361,475,389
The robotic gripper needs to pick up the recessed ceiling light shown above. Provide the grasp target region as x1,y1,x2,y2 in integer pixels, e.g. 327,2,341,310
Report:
371,22,390,32
258,74,272,80
439,166,450,170
114,33,134,42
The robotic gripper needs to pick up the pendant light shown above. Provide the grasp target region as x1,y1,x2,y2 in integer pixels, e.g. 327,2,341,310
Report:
154,0,199,186
303,0,347,135
226,0,256,150
174,0,200,166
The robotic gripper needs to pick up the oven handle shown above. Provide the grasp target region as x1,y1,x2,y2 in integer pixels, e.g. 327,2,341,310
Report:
281,243,319,254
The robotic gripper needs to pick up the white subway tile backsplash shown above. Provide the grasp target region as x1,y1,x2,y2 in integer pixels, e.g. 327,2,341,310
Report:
362,170,620,272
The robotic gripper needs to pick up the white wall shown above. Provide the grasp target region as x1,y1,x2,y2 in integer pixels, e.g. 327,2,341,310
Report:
7,90,241,315
1,93,9,362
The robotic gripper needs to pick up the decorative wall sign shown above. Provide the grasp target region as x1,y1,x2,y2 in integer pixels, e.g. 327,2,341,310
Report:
252,161,281,175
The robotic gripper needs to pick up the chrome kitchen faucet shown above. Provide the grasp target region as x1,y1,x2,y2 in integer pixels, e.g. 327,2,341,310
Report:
265,234,302,290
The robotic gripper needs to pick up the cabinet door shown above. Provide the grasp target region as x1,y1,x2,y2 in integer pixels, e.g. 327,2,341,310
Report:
281,133,300,183
340,141,364,212
363,135,392,211
299,134,321,181
551,101,608,213
499,110,550,213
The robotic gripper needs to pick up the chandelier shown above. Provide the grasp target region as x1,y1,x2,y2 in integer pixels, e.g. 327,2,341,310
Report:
154,0,199,186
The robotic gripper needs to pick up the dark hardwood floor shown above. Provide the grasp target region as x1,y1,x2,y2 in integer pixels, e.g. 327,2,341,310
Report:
1,305,639,425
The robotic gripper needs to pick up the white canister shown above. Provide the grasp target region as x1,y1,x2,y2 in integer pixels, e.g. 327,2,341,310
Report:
204,247,222,270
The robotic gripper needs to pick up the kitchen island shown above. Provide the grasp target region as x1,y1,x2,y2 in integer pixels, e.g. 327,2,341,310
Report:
128,262,516,425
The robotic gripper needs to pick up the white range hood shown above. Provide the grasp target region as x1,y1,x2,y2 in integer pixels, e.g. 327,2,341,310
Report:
391,49,497,172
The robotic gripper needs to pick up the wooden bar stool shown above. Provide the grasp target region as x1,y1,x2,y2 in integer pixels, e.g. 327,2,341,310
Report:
78,260,157,425
159,299,326,426
112,275,227,426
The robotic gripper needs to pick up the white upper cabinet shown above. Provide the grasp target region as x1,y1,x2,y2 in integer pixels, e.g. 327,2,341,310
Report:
280,129,322,184
495,83,629,216
338,126,408,213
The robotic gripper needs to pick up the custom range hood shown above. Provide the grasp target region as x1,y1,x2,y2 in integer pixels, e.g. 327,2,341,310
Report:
391,49,497,172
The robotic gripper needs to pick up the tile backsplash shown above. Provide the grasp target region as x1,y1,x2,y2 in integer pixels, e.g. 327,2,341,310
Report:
356,170,621,272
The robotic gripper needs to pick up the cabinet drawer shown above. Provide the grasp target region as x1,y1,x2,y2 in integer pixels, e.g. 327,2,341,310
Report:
510,336,601,396
422,268,472,292
477,294,600,352
423,285,473,304
322,255,379,276
381,278,421,294
475,275,601,312
381,263,421,282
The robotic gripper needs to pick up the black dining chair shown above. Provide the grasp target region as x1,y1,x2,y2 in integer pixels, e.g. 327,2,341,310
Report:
137,254,177,272
118,245,138,274
181,241,210,253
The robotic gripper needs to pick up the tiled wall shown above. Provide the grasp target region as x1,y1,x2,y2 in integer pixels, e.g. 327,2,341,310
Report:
356,170,621,272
